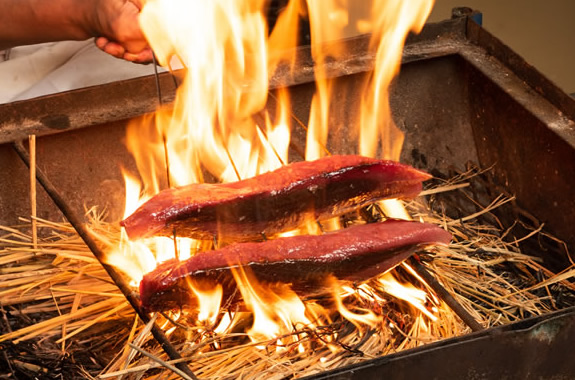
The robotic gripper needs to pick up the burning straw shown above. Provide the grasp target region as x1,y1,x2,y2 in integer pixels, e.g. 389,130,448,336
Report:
1,165,574,378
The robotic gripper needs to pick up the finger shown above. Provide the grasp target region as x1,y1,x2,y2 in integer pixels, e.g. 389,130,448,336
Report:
95,37,152,62
95,36,110,50
122,39,149,56
123,48,155,64
103,42,127,58
95,37,125,58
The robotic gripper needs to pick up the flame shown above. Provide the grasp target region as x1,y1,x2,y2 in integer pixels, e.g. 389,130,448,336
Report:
329,277,380,330
108,0,437,347
359,0,434,160
303,0,434,161
135,0,287,189
232,266,317,347
304,0,349,161
378,271,438,321
380,198,412,220
268,0,305,75
187,278,223,326
213,312,235,335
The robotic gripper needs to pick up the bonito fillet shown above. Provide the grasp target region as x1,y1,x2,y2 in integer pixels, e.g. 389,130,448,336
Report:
140,219,451,311
122,155,431,241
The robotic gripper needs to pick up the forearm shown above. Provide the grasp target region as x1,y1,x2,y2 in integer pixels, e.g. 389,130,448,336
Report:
0,0,98,50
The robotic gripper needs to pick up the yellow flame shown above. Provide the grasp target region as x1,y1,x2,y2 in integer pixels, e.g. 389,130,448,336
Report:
137,0,284,187
378,272,437,321
359,0,434,160
109,0,437,345
213,312,235,335
304,0,350,161
121,169,144,219
186,278,223,326
231,266,316,346
380,199,412,220
329,277,380,329
268,0,305,75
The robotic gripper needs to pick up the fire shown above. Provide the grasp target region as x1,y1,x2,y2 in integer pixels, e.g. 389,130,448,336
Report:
108,0,436,348
359,0,434,160
232,266,316,348
187,279,223,326
329,277,380,330
377,272,438,321
136,0,280,185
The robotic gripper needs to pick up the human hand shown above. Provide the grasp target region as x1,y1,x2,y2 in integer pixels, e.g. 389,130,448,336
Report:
93,0,153,63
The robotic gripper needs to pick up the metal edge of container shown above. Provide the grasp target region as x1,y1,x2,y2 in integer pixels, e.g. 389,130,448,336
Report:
2,15,573,146
303,306,575,380
0,17,471,144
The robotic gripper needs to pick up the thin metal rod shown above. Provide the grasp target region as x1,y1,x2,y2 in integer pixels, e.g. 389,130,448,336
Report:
152,54,163,106
11,141,198,380
152,54,172,188
409,256,484,332
152,55,180,260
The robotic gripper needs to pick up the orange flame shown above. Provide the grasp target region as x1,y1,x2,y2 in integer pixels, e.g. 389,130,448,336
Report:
378,272,438,321
109,0,437,345
359,0,434,160
232,266,317,348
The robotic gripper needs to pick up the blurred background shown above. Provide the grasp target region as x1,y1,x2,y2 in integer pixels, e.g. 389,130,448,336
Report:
429,0,575,94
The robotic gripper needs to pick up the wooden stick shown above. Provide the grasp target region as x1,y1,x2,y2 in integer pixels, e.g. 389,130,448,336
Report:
409,257,484,332
128,343,195,380
28,135,38,249
11,140,198,380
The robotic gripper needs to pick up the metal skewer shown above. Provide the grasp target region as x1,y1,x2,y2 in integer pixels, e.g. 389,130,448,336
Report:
152,54,181,260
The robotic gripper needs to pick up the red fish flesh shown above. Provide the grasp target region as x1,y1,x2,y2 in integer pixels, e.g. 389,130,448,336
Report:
122,155,431,241
139,219,451,311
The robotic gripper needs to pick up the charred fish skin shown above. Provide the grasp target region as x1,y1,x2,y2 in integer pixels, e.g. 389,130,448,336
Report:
121,155,431,241
139,220,451,312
